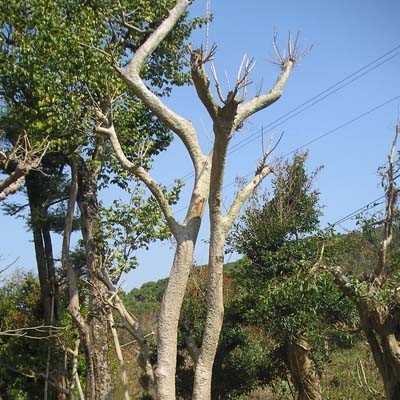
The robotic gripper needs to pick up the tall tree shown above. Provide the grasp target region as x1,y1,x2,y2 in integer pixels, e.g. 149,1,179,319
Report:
229,153,338,400
95,1,302,398
325,126,400,399
1,1,199,398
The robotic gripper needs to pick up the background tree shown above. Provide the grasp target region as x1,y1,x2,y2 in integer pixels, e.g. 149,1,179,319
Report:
324,126,400,400
0,1,199,398
229,153,356,400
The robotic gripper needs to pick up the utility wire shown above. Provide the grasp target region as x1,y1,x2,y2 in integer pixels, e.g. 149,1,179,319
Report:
223,95,400,190
171,96,399,217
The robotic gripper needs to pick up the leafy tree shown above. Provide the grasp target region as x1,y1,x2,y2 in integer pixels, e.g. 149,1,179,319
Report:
229,153,356,400
0,271,51,399
325,127,400,399
0,1,199,398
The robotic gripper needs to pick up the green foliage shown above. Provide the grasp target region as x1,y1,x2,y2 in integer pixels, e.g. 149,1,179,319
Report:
0,271,47,398
229,153,357,381
99,180,182,281
122,278,168,316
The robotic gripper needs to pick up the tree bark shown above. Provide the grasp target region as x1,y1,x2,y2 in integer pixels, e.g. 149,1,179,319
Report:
363,318,400,400
76,159,113,400
286,337,322,400
155,232,199,399
25,172,67,399
192,133,229,400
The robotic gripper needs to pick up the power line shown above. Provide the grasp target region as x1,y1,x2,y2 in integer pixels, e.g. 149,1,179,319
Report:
171,95,399,217
223,95,400,190
331,195,386,227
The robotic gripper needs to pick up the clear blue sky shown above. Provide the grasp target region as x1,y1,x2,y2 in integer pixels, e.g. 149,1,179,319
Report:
1,0,399,290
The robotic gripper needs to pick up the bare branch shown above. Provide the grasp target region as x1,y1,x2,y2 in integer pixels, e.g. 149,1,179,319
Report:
190,45,219,120
210,62,226,104
97,123,181,237
0,324,66,339
121,0,205,172
223,165,272,231
233,32,310,129
99,270,156,392
63,157,87,333
235,57,295,129
183,322,200,364
0,134,48,201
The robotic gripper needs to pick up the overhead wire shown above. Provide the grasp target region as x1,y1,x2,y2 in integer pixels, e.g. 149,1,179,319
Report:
170,94,399,218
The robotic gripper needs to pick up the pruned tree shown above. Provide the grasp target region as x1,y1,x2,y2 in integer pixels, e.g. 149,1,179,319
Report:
95,1,303,398
322,124,400,400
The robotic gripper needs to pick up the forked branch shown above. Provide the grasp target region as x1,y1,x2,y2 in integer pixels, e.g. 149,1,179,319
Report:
190,44,219,120
235,32,309,129
121,0,205,173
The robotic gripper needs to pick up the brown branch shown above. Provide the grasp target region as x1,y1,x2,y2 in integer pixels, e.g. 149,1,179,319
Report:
183,322,200,364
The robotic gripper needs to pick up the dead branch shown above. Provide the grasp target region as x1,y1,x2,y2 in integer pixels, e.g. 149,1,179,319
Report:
190,45,219,119
0,324,66,339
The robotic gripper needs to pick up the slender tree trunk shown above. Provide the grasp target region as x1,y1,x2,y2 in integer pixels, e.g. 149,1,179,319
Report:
192,228,225,400
286,337,322,400
109,313,130,400
76,160,113,400
25,173,66,399
192,132,229,400
155,233,198,399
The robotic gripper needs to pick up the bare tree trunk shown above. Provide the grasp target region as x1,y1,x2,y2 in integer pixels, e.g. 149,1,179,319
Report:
192,134,228,400
364,324,400,400
155,234,198,399
286,337,322,400
76,158,113,400
98,2,295,398
26,172,67,400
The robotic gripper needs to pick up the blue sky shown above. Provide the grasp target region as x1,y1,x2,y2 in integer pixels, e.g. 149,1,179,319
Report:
1,0,399,290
